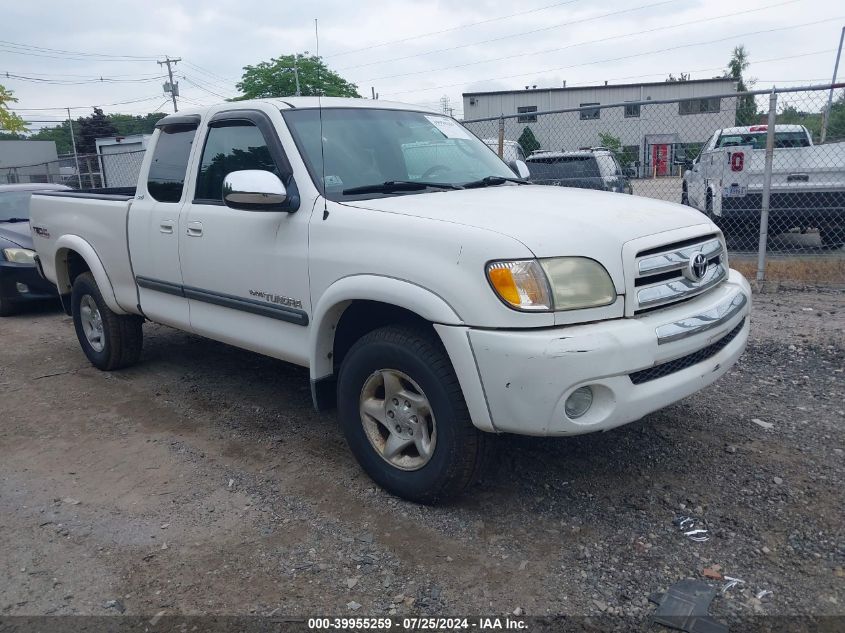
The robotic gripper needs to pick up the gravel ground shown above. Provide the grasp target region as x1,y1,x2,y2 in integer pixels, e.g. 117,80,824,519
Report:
1,290,843,627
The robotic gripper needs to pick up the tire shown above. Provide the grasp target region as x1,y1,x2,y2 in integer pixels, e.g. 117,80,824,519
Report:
71,272,143,370
337,325,491,504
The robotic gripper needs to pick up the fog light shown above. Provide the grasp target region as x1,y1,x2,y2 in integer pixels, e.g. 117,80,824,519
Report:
16,282,29,294
565,386,593,419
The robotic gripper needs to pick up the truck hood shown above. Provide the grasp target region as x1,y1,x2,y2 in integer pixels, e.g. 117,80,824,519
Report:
343,184,712,257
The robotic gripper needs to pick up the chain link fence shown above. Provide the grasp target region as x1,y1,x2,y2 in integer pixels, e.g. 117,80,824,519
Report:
463,83,845,284
0,149,146,190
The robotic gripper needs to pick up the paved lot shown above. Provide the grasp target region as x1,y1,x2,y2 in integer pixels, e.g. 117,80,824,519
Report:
1,292,843,625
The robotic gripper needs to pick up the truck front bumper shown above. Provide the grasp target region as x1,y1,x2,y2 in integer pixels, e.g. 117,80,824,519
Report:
436,270,751,436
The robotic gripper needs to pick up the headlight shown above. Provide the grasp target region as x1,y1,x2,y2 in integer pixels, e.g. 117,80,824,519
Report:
540,257,616,310
2,248,36,264
487,257,616,312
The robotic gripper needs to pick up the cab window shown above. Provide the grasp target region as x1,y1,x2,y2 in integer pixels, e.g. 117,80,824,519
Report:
195,122,280,202
147,124,198,203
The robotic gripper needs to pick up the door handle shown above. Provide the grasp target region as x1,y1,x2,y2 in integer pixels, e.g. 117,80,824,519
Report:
159,220,174,234
186,221,203,237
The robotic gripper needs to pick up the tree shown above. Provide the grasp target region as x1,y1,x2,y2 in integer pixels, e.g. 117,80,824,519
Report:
109,112,167,136
665,73,690,82
76,107,118,155
597,132,622,156
236,53,359,99
30,121,73,154
0,85,26,133
517,126,541,154
725,45,757,126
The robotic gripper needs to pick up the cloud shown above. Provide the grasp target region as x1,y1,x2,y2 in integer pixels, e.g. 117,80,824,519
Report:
2,0,841,124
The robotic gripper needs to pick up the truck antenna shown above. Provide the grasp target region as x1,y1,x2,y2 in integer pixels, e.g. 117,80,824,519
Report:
316,18,328,220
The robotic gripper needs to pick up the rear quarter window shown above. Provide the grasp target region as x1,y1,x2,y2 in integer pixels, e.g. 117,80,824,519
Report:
147,124,198,203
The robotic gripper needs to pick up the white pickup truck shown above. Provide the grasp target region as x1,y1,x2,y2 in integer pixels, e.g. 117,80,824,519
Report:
30,98,751,502
681,124,845,247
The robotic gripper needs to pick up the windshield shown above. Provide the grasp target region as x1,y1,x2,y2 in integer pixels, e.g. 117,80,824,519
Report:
0,191,32,221
716,131,810,149
282,108,516,200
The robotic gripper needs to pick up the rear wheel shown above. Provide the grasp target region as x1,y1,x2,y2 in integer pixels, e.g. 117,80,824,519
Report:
337,325,491,503
71,272,143,370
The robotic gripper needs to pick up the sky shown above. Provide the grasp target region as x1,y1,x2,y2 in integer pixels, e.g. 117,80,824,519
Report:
2,0,843,130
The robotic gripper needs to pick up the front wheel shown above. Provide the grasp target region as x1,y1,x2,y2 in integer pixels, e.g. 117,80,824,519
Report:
71,272,143,370
337,325,490,503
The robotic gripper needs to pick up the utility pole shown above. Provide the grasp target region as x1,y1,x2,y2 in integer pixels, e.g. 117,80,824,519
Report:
821,25,844,144
157,56,181,112
293,54,301,96
67,108,82,189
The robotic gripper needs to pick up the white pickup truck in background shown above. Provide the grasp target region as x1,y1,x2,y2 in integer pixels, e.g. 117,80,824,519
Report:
682,124,845,247
30,98,751,502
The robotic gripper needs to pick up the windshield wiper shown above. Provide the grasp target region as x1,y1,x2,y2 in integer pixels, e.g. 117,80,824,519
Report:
342,180,463,195
462,175,528,189
0,217,29,223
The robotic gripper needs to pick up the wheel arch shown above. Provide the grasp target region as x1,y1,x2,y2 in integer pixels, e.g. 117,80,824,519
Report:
54,236,126,315
310,275,462,380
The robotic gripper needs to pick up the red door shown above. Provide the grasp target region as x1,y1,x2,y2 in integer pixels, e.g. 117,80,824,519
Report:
652,144,669,176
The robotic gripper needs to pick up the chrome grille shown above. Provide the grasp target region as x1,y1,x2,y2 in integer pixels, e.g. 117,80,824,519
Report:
634,234,727,313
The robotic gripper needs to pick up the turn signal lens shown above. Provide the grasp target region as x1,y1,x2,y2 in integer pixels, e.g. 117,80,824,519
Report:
486,260,551,311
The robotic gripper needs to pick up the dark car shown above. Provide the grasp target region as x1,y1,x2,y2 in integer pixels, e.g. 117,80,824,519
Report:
526,148,632,194
0,183,69,316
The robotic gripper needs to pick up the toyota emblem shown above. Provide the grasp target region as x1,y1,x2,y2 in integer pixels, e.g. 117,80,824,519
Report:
686,252,709,281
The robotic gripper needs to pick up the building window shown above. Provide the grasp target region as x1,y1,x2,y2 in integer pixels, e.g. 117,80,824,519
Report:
624,103,640,118
679,97,721,115
517,106,537,123
580,103,600,120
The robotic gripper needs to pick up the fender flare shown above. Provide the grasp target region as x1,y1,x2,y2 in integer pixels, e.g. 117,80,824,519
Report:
308,274,462,380
54,235,127,315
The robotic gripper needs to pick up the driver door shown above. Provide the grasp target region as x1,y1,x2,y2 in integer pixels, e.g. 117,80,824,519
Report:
178,109,312,365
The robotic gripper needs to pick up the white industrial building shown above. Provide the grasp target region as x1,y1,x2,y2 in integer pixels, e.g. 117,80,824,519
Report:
462,78,738,177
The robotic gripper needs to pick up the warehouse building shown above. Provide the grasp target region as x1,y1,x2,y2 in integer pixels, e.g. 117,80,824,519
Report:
462,78,738,177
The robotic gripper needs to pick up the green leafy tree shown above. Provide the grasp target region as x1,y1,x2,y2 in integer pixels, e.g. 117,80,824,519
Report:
597,132,622,156
725,45,757,126
77,107,118,155
0,85,26,133
30,121,73,154
236,53,359,99
109,112,167,136
517,126,541,154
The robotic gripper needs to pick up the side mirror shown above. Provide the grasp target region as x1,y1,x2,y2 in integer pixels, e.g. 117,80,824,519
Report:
509,159,531,179
223,170,287,211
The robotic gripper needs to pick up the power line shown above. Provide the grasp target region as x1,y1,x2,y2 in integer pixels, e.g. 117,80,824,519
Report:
181,76,232,100
0,39,159,61
8,95,166,112
2,72,167,85
381,16,841,97
337,0,676,72
325,0,582,58
359,0,800,83
181,60,240,88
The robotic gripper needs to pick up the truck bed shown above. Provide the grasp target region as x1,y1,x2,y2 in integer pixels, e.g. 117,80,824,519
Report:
30,189,139,314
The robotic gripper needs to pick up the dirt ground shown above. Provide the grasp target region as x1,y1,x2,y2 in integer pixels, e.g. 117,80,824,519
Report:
1,290,843,626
